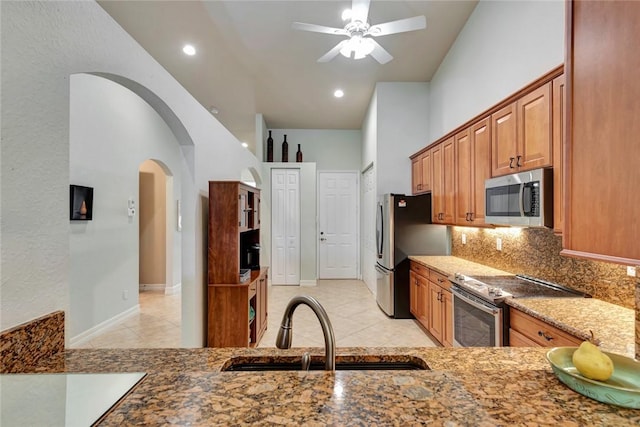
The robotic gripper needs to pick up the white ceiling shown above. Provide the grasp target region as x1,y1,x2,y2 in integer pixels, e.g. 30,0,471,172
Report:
98,1,478,152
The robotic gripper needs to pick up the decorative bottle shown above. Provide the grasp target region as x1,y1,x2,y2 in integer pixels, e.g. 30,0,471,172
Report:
281,134,288,162
266,130,273,162
296,144,303,162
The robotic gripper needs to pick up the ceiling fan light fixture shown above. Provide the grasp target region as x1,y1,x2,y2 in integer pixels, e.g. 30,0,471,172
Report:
341,9,352,21
340,35,374,59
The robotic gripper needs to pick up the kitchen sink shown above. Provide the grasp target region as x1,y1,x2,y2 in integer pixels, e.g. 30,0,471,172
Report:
221,355,429,371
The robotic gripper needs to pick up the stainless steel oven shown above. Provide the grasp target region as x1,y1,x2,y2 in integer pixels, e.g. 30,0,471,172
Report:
451,285,504,347
449,273,590,347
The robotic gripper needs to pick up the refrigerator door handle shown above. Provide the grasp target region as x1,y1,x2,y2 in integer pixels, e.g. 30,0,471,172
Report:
376,202,384,259
375,263,391,275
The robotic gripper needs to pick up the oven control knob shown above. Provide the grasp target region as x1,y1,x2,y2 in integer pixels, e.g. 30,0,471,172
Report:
494,288,503,297
488,287,496,295
454,273,464,280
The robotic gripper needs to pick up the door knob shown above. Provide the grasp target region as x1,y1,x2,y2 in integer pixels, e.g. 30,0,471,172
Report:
320,238,326,241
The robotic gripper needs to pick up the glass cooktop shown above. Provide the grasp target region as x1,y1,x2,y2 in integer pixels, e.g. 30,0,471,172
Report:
468,274,590,299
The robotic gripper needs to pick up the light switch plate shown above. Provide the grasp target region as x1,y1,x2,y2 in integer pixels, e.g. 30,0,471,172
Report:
461,233,467,245
496,237,502,251
627,266,636,277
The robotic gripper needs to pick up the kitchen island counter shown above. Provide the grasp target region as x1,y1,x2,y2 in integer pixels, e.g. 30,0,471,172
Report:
56,346,639,425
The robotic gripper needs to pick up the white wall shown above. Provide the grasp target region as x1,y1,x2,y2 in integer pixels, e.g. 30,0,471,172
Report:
428,0,565,141
359,83,430,294
360,93,378,294
267,129,362,171
255,113,267,164
376,82,430,196
1,1,261,347
69,74,183,338
261,163,317,284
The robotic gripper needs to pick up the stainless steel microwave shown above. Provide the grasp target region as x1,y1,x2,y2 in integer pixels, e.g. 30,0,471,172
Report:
485,168,553,227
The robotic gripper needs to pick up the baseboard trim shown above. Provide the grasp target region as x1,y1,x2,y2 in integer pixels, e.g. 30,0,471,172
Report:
70,304,140,347
139,283,165,292
164,282,181,295
300,279,317,287
139,283,181,295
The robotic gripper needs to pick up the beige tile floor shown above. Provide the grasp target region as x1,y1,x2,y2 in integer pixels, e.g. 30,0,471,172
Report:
72,280,437,349
71,291,181,348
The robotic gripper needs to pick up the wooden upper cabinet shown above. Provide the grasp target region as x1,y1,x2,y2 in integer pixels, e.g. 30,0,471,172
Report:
456,117,491,226
562,0,640,265
471,118,491,225
411,156,422,194
411,150,432,195
432,138,455,224
420,150,432,193
455,128,472,225
431,143,443,222
517,82,552,171
491,83,552,177
491,103,518,176
552,75,565,236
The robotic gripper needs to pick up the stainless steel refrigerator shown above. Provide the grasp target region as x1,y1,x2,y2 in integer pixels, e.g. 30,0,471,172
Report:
375,193,450,318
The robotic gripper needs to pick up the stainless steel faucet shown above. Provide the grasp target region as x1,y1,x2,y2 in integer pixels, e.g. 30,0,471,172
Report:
275,295,336,371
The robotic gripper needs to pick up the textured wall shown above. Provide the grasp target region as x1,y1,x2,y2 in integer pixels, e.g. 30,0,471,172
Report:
2,2,261,347
428,0,564,142
451,227,635,309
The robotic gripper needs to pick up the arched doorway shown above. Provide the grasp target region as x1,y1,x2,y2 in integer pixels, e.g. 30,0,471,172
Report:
138,159,176,294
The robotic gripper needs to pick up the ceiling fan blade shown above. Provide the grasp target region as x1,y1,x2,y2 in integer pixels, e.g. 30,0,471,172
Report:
368,16,426,37
369,39,393,64
318,40,349,63
292,22,349,36
351,0,371,24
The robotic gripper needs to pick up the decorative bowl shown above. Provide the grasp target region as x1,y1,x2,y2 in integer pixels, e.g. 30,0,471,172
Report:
546,347,640,409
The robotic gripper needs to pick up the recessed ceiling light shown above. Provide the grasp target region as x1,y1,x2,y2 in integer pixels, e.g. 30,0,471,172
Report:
341,9,352,21
182,44,196,56
334,89,344,98
241,142,249,148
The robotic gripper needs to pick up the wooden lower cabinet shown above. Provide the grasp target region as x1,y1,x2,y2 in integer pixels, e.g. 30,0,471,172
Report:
428,282,444,343
409,270,428,327
409,261,453,347
509,307,581,347
207,268,268,347
442,290,453,347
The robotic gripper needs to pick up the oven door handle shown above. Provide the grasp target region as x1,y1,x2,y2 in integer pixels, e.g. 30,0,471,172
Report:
452,289,500,315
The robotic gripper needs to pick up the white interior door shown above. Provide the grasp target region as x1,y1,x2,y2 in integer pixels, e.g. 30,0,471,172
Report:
271,169,300,285
318,171,359,279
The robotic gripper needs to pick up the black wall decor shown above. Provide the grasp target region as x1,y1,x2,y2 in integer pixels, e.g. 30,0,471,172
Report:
70,185,94,220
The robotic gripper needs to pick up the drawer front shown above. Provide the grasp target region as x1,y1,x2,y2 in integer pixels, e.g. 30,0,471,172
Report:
509,328,540,347
510,308,582,347
429,269,450,290
410,261,430,279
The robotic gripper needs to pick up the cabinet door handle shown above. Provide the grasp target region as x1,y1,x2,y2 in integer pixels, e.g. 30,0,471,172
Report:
465,212,470,221
516,155,522,167
509,157,515,168
469,212,474,221
538,331,553,341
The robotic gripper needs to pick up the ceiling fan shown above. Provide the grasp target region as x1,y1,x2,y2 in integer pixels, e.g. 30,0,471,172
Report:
292,0,426,64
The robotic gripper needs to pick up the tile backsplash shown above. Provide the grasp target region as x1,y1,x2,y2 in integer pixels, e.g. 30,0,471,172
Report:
451,227,635,310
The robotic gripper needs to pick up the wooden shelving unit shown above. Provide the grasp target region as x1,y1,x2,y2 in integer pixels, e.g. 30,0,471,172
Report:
207,181,268,348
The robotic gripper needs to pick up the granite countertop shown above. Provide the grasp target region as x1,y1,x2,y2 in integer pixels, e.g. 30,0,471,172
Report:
507,298,636,357
409,255,512,277
53,346,639,425
409,255,636,358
